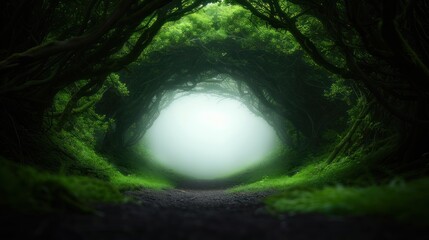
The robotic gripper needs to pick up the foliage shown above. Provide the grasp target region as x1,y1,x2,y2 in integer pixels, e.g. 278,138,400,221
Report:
107,73,130,97
49,71,133,144
143,3,300,57
324,77,354,105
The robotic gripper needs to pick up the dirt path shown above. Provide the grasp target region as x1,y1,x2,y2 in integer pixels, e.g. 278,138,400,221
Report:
2,189,429,240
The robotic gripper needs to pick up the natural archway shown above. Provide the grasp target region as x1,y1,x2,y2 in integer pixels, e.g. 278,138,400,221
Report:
1,1,429,239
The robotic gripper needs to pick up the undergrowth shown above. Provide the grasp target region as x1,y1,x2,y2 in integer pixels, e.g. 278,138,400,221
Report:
0,82,173,213
0,158,123,213
0,130,172,213
266,177,429,225
53,130,172,190
230,136,429,225
230,142,394,192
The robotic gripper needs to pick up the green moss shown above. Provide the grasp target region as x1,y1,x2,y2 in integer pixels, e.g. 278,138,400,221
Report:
230,139,395,192
0,158,123,213
111,174,172,190
0,155,172,213
53,131,118,180
266,178,429,225
230,137,429,225
0,129,172,213
53,130,173,189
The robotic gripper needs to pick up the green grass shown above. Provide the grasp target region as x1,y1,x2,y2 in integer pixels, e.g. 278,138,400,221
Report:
266,178,429,225
0,130,173,213
111,174,172,190
229,144,391,192
0,158,123,212
230,140,429,225
53,130,173,191
0,156,172,213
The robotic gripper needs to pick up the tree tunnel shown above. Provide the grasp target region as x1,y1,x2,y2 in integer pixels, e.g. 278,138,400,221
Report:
2,1,429,235
94,38,348,180
97,39,347,152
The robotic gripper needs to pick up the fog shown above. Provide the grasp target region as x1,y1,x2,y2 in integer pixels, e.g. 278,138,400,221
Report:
143,93,279,179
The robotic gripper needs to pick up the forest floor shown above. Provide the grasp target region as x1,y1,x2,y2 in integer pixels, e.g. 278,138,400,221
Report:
1,189,429,240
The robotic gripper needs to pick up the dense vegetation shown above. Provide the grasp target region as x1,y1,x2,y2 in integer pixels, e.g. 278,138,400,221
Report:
1,0,429,223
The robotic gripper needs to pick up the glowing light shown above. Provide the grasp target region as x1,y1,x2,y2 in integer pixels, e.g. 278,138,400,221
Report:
142,93,279,179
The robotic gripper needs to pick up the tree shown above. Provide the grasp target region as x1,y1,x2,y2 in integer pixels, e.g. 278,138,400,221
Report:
234,0,429,160
96,4,347,152
0,0,213,157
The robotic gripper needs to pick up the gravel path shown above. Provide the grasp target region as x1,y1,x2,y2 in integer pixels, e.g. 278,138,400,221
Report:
2,189,429,240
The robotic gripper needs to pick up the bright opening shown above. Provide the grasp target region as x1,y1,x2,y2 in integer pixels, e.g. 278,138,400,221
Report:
142,93,279,179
